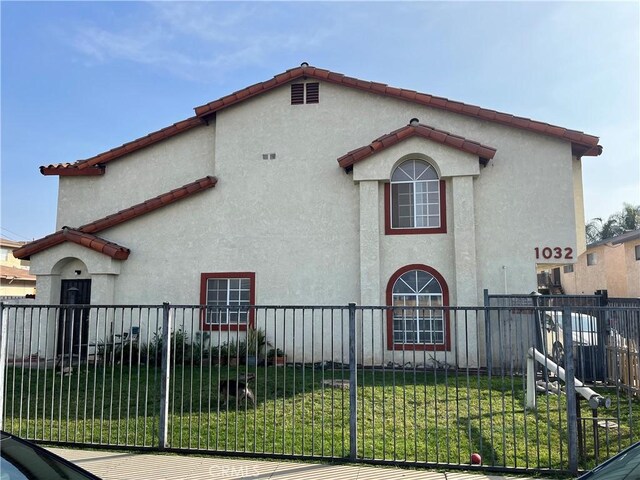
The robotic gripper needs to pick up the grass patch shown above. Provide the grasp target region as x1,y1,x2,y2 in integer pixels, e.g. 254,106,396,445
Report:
3,362,638,472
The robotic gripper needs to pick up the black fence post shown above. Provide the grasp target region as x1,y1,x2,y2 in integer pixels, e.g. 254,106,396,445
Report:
484,289,492,374
159,302,172,450
0,302,5,432
596,290,609,382
562,306,579,474
348,302,357,461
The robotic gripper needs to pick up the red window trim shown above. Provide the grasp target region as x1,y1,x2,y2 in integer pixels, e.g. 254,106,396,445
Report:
384,180,447,235
200,272,255,331
385,264,451,351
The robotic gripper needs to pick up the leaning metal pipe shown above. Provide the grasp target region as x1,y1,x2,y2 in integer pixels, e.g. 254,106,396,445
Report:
527,347,611,409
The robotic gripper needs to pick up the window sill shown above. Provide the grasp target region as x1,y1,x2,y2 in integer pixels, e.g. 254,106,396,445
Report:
200,323,249,332
388,343,449,351
385,226,447,235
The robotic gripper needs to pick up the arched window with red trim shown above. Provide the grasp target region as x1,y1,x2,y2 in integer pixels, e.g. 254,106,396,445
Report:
385,159,447,235
386,264,450,350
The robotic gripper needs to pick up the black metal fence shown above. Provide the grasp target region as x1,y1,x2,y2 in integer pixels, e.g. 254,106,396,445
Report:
1,301,639,476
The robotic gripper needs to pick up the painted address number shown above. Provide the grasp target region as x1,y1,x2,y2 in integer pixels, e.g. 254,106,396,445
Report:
534,247,573,260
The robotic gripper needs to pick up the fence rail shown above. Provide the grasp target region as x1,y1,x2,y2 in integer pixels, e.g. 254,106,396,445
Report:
1,302,639,475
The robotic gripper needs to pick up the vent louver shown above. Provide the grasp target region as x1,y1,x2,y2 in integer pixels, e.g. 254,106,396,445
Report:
306,83,319,104
291,83,304,105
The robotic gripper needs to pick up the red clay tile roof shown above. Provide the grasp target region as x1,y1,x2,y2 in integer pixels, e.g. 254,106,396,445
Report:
42,65,601,177
9,229,131,261
41,117,204,176
13,176,217,260
63,229,131,260
0,265,36,282
40,165,105,176
195,65,602,157
338,122,497,170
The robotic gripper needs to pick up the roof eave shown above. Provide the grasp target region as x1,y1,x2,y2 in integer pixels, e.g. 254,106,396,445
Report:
40,165,105,176
337,123,497,171
40,117,205,175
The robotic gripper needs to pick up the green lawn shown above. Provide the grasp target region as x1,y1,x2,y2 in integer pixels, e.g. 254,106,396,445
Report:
3,362,638,472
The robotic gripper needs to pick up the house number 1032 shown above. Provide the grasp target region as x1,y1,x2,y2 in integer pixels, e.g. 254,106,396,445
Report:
534,247,573,260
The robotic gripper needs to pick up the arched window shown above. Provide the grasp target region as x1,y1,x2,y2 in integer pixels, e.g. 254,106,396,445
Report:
386,265,450,350
386,159,446,234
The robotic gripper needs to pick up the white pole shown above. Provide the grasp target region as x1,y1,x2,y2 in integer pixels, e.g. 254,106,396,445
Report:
526,352,536,409
527,347,611,409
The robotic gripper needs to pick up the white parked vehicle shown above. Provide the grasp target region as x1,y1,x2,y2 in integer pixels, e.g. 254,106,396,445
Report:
543,311,599,366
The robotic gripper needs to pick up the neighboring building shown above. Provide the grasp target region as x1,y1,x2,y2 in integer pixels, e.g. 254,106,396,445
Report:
559,229,640,297
13,64,602,364
1,238,36,298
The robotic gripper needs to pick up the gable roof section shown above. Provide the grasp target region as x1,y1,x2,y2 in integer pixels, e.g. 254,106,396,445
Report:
337,122,497,170
41,117,204,176
195,65,602,157
13,176,217,260
42,65,601,176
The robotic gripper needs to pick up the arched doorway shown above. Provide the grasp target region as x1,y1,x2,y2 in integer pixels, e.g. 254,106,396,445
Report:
53,258,91,361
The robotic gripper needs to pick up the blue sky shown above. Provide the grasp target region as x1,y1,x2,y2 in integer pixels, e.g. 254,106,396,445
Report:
1,1,638,242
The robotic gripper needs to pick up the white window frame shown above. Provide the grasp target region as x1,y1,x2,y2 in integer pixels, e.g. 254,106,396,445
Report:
392,270,445,345
390,160,440,229
202,275,253,327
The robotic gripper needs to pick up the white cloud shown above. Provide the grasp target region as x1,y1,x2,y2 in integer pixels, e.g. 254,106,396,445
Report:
68,3,336,82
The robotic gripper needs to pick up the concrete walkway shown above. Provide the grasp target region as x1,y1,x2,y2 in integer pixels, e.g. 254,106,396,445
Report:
48,447,537,480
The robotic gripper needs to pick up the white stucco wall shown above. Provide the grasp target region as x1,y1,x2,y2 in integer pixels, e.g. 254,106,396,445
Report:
56,124,216,229
27,78,587,365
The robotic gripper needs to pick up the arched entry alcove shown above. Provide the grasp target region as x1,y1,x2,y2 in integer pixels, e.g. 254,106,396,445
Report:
51,257,91,359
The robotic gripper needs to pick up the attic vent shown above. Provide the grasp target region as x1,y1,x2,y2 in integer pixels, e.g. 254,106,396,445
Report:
306,83,319,104
291,82,319,105
291,83,304,105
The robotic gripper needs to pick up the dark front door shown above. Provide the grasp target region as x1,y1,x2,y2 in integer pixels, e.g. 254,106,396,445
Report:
57,279,91,358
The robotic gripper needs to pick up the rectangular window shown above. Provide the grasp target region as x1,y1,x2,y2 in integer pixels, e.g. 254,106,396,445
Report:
392,298,445,345
587,253,597,266
385,181,447,235
0,247,9,261
391,180,440,229
636,245,640,261
291,82,319,105
563,264,574,273
200,272,255,330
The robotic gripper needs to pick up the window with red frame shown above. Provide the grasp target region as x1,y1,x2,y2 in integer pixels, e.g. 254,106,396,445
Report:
386,265,450,350
385,159,446,235
200,273,255,330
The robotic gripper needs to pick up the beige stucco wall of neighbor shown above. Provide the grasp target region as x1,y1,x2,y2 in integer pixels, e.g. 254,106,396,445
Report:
625,240,640,297
28,79,586,366
0,280,35,297
560,243,631,296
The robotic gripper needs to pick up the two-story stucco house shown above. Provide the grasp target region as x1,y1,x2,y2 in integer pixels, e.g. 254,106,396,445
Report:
14,64,602,362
